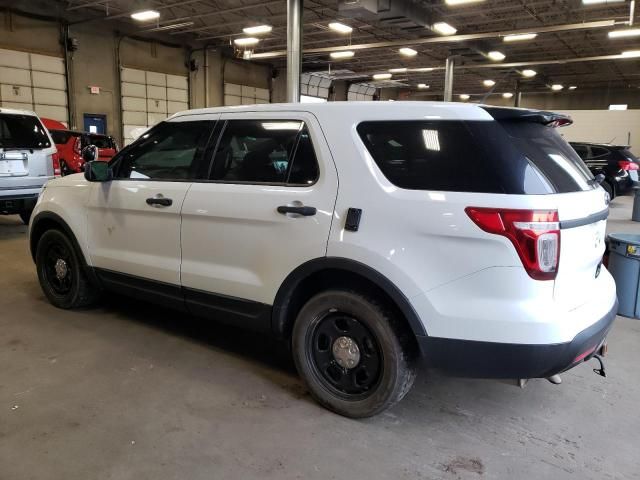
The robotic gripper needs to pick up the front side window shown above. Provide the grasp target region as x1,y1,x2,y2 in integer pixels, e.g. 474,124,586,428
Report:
0,114,51,149
209,120,319,185
115,121,211,180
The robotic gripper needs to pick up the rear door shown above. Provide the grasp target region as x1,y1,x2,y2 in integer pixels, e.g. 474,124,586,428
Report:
180,112,338,330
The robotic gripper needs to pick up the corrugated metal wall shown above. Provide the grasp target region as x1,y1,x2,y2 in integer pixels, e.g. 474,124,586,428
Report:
0,48,68,124
121,67,189,145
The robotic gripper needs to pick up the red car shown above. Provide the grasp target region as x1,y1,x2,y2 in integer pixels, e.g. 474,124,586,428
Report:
41,118,118,175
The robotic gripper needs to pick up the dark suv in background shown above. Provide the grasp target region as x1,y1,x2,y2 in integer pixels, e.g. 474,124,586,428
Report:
570,142,639,199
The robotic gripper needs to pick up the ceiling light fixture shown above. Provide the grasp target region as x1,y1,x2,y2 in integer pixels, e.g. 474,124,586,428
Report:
521,69,537,77
143,21,194,32
582,0,624,4
432,22,457,35
412,67,435,72
131,10,160,21
243,25,272,35
372,73,392,80
503,33,537,42
483,79,496,87
569,85,577,90
608,28,640,38
389,68,408,73
502,92,513,98
445,0,485,4
399,47,418,56
417,83,430,89
330,50,355,59
234,37,260,47
487,51,506,61
621,50,640,57
551,84,564,91
459,94,470,100
329,22,353,34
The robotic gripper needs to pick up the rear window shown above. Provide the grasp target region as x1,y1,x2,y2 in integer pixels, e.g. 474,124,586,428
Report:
89,135,115,149
49,129,79,145
0,114,51,149
357,120,596,194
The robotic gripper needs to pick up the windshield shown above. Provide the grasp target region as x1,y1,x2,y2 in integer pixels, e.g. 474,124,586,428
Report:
0,114,51,149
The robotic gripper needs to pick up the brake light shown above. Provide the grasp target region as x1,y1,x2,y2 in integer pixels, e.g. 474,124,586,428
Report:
465,208,560,280
51,152,61,177
618,160,639,171
73,137,82,155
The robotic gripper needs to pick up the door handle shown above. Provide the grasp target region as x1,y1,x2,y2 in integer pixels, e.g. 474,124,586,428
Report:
146,195,173,207
277,205,317,216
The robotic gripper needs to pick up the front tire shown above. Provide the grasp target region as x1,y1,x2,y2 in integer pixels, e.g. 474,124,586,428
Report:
36,229,99,309
292,290,417,418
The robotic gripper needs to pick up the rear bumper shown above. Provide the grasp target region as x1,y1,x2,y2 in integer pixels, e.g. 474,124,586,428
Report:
417,299,618,379
0,192,38,214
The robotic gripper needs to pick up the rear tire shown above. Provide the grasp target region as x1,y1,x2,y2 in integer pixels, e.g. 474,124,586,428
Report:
292,290,417,418
36,229,99,309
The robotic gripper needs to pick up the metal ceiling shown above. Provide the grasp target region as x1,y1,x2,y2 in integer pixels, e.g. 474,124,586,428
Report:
60,0,640,95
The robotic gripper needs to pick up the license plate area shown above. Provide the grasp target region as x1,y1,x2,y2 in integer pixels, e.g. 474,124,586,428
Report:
0,159,27,176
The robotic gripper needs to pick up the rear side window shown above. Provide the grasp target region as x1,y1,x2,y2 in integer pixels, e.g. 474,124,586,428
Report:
0,114,51,149
571,144,588,160
209,120,319,185
89,135,115,149
357,121,503,193
49,130,75,145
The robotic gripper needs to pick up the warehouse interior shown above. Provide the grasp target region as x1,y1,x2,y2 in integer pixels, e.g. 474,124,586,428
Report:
1,0,640,479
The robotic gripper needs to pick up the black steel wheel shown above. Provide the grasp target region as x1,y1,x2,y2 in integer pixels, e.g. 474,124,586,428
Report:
292,290,417,418
36,229,99,309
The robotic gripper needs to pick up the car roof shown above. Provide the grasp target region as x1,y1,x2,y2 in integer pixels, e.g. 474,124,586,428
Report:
0,106,38,117
169,101,497,122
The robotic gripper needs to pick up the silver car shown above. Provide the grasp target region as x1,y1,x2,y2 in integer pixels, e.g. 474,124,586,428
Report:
0,107,58,224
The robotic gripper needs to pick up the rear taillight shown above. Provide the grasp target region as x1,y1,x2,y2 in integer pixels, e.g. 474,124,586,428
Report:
51,152,61,177
618,160,639,171
73,137,82,155
465,208,560,280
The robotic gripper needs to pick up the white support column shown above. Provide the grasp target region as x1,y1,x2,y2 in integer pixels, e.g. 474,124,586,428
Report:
286,0,303,103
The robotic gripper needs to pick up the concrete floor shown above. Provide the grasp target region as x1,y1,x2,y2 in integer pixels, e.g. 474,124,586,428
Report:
1,196,640,480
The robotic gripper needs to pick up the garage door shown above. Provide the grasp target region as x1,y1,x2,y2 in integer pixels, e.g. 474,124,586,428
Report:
121,67,189,145
0,48,68,124
224,82,269,106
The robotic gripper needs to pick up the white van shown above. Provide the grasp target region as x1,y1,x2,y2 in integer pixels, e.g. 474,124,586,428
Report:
28,102,617,417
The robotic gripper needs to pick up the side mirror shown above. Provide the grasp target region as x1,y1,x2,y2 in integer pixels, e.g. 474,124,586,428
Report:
84,161,113,183
82,145,98,163
595,173,606,185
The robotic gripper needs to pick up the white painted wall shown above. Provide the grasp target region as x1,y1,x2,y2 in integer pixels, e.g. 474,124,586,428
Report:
558,110,640,148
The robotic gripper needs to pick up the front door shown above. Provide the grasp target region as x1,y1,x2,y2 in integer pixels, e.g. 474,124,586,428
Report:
180,113,339,330
87,117,215,303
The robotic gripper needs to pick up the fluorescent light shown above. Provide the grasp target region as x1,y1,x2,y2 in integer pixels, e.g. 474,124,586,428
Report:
504,33,537,42
389,68,408,73
243,25,272,35
399,47,418,57
372,73,392,80
582,0,624,4
417,83,429,89
608,28,640,38
502,92,513,99
483,79,496,87
487,51,505,61
131,10,160,21
329,22,352,34
551,84,564,91
459,94,470,100
234,37,260,47
445,0,485,4
621,50,640,58
569,85,577,90
609,104,628,110
330,50,354,59
412,67,434,72
521,69,537,77
432,22,457,36
422,129,441,151
144,21,194,32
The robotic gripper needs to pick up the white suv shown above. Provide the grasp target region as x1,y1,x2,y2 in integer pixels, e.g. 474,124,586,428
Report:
28,102,617,417
1,107,59,224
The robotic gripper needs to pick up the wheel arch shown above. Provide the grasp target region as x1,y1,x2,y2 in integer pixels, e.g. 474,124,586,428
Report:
271,257,427,342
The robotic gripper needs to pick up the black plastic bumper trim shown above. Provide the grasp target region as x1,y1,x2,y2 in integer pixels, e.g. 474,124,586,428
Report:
560,208,609,230
418,299,618,379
